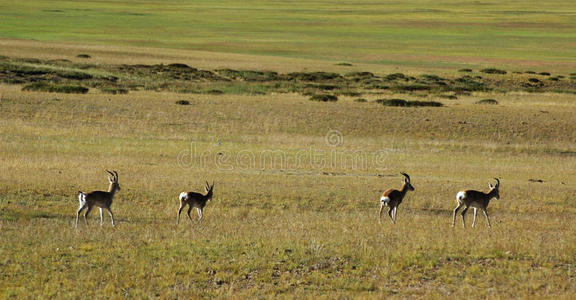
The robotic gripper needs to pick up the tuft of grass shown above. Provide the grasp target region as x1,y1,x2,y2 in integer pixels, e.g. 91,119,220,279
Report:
309,94,338,102
439,95,458,100
338,91,362,97
21,82,89,94
101,87,129,94
476,98,499,105
288,72,342,82
204,89,224,95
376,98,443,107
175,100,191,105
384,73,406,81
480,68,507,75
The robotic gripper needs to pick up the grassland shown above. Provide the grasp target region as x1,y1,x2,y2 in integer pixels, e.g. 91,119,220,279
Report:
0,37,576,297
1,1,576,71
1,0,576,297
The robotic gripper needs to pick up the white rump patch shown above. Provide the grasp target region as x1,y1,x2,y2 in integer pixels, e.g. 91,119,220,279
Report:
179,192,188,201
380,196,390,205
78,192,86,206
456,191,466,202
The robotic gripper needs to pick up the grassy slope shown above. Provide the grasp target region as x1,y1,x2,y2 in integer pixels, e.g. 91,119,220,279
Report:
0,68,575,297
1,1,576,71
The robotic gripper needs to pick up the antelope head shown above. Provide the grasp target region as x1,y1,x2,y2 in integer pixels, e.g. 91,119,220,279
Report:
107,170,121,192
401,172,415,191
488,178,500,200
205,180,214,199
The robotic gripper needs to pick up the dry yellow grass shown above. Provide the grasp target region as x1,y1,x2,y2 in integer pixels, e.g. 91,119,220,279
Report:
0,40,575,298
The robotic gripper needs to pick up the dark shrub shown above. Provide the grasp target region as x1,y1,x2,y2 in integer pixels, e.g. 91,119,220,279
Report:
310,94,338,102
384,73,406,80
101,87,129,94
376,98,443,107
77,54,91,58
476,99,498,105
525,71,536,74
205,89,224,95
458,68,473,72
175,100,190,105
287,72,342,82
339,91,361,97
345,72,375,81
216,69,278,81
480,68,507,75
409,100,443,107
167,63,196,70
528,78,540,83
539,72,551,76
304,84,338,90
440,95,458,100
376,98,408,106
57,70,93,80
354,98,367,103
22,82,89,94
420,74,445,82
335,62,353,66
392,84,432,92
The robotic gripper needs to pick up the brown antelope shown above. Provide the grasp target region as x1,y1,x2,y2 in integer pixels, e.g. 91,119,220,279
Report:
379,172,415,224
177,181,214,224
452,178,500,228
76,170,121,228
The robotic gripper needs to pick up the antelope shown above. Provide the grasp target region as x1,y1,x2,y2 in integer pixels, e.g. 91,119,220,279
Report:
177,181,214,224
452,178,500,228
379,172,415,224
76,170,121,228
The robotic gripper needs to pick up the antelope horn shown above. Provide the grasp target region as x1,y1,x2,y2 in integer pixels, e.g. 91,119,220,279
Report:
113,170,118,180
400,172,410,182
494,178,500,187
107,170,115,178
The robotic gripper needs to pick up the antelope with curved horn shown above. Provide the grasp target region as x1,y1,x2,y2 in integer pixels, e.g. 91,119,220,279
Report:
379,172,415,224
452,178,500,228
76,170,121,228
177,181,214,224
